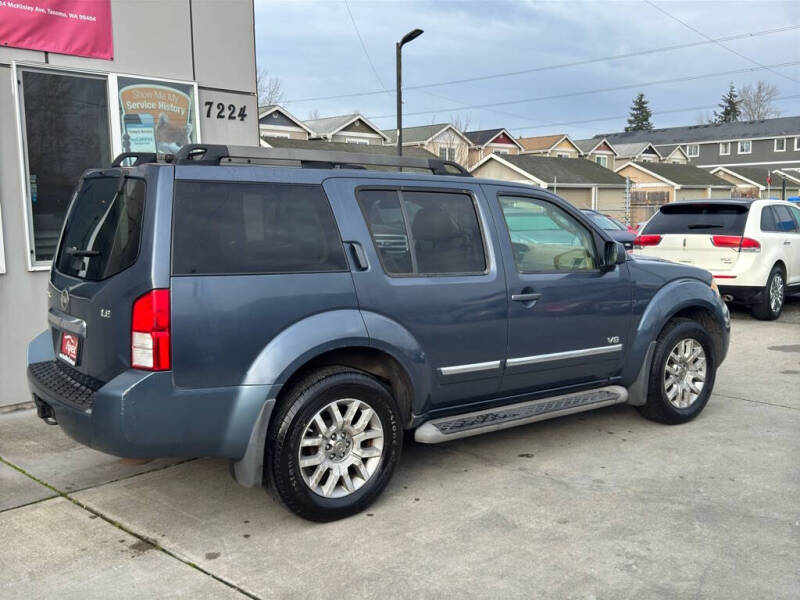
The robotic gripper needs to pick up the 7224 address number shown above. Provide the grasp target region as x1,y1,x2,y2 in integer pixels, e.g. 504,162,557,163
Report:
205,101,248,121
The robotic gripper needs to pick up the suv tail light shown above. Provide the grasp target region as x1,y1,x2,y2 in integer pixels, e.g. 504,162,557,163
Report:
710,235,761,252
633,234,662,248
131,289,171,370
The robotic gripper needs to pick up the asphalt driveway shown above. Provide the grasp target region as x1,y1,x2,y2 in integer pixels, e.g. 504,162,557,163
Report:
1,298,798,599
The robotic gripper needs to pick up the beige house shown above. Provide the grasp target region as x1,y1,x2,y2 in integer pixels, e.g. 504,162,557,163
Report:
464,128,523,167
656,144,690,164
575,138,619,170
470,154,628,218
517,134,582,158
303,113,389,145
710,166,800,199
258,105,313,141
614,142,662,164
383,123,474,166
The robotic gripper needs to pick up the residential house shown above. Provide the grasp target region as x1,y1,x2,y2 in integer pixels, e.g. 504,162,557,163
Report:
709,166,800,199
464,128,523,167
258,105,313,141
470,154,628,218
574,138,619,170
517,134,582,158
615,162,734,223
260,135,438,164
655,145,690,164
303,113,389,145
382,123,473,166
614,142,662,164
596,116,800,172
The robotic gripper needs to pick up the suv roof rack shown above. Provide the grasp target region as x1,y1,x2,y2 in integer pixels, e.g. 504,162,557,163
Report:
171,144,471,177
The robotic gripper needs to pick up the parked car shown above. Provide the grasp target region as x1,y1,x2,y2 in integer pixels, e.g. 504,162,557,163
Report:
28,145,729,521
606,213,638,234
633,199,800,320
581,209,636,250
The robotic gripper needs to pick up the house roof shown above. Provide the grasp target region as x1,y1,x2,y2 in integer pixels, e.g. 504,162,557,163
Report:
260,135,437,158
574,137,618,156
463,128,523,149
475,154,627,186
381,123,471,145
258,105,314,134
302,113,389,141
517,134,577,152
710,166,774,188
614,142,662,159
595,115,800,145
618,161,733,187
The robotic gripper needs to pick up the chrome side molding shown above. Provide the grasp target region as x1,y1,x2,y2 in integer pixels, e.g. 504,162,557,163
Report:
438,360,502,376
506,344,622,368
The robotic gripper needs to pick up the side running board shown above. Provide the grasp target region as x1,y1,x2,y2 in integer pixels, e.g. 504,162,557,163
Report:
414,385,628,444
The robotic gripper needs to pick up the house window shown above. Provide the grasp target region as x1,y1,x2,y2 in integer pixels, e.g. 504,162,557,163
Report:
345,137,369,145
265,133,291,139
439,146,456,161
595,155,608,168
556,152,570,158
719,142,730,156
686,144,699,157
774,138,786,152
495,149,510,155
18,69,111,267
738,140,752,154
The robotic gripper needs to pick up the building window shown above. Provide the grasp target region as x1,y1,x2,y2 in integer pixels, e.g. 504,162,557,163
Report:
686,144,699,157
719,142,730,156
556,152,570,158
595,155,608,168
345,137,369,145
439,146,456,161
18,69,111,267
774,138,786,152
494,149,510,155
118,76,197,154
738,140,752,154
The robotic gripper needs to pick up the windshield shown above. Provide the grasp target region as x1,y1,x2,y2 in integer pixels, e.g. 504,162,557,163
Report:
55,176,146,281
643,203,749,236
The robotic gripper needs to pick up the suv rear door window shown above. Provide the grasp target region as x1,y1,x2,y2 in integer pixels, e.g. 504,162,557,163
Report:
55,177,145,281
772,205,798,232
643,203,749,235
172,182,347,275
358,189,486,276
760,206,779,232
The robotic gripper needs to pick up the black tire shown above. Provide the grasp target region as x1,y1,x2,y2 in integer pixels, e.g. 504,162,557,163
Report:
752,265,785,321
637,318,717,425
265,366,402,522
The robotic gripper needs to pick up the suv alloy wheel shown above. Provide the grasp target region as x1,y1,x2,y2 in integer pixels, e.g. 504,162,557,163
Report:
752,265,785,321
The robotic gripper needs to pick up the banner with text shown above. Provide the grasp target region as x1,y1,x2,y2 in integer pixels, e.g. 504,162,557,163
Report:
0,0,112,60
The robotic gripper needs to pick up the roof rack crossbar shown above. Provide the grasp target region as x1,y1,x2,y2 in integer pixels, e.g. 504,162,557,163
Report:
173,144,471,176
111,152,159,167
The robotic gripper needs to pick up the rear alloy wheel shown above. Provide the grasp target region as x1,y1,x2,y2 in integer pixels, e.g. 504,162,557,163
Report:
752,266,784,321
266,367,402,521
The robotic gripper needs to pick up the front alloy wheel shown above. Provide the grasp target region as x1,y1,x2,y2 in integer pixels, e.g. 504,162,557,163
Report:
663,338,707,409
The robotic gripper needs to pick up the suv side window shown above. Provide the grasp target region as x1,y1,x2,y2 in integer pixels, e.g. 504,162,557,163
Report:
498,195,597,273
788,205,800,231
760,206,779,232
358,189,487,276
172,182,347,275
773,205,797,233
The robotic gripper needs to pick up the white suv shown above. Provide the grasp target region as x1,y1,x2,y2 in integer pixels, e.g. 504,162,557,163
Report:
634,199,800,320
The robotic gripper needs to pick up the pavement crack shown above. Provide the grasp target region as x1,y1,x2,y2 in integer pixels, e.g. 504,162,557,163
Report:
0,455,264,600
715,393,799,411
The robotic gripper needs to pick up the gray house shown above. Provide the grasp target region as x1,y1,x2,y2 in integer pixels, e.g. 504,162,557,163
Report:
597,116,800,172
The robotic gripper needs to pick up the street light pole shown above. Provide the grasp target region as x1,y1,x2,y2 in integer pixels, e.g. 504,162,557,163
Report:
396,28,423,156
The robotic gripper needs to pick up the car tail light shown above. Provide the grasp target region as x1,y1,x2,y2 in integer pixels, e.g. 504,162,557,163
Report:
633,234,662,248
711,235,761,252
131,289,171,370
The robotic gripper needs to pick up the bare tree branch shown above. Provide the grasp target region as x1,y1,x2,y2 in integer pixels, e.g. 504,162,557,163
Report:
739,81,781,120
257,67,285,107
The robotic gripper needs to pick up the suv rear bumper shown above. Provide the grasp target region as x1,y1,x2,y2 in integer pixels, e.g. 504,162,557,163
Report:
27,330,276,461
718,285,764,305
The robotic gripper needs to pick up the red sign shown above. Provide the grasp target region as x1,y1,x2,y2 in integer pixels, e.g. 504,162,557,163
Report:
59,332,79,366
0,0,113,60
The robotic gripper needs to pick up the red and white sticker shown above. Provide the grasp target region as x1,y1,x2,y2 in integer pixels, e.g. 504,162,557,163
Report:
59,333,79,366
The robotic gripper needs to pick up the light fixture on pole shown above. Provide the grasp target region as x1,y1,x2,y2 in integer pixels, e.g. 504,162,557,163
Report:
396,28,423,156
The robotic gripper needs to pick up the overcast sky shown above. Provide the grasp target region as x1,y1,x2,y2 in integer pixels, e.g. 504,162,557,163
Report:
254,0,800,139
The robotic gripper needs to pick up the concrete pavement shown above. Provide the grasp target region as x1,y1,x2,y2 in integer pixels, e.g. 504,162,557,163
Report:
1,299,798,599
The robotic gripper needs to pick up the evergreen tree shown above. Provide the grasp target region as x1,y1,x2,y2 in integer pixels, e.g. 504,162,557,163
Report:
713,83,741,123
625,93,653,132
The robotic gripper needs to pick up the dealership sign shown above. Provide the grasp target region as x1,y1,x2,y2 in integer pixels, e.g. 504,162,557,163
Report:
0,0,112,60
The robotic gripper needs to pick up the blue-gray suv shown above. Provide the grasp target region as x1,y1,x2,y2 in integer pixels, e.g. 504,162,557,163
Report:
27,144,730,521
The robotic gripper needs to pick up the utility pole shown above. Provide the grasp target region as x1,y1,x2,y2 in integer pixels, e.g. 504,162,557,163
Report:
396,29,423,156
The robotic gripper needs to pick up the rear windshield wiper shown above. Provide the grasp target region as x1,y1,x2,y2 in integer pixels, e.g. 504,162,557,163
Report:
66,249,101,257
687,223,723,229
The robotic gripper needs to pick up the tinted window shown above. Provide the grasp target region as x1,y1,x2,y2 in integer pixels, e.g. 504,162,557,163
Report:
788,205,800,230
55,177,145,281
760,206,779,232
172,182,347,275
358,189,486,276
772,205,798,232
499,196,597,272
643,203,749,236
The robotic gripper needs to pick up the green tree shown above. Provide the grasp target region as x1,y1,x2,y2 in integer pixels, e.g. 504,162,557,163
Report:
625,92,653,132
713,83,741,123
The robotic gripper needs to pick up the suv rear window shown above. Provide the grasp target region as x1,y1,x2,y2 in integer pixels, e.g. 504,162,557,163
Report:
643,203,749,236
55,176,145,281
172,182,347,275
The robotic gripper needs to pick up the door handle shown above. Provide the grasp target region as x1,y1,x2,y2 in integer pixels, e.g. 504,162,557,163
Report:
345,242,369,270
511,292,542,302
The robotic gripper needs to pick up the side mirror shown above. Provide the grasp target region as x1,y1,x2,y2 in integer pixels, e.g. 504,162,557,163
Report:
602,240,626,269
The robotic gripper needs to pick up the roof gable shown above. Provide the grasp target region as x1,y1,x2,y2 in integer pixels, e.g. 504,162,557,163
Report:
518,134,579,153
474,154,627,186
617,161,732,187
304,113,390,141
464,128,523,149
258,106,313,134
383,123,472,146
